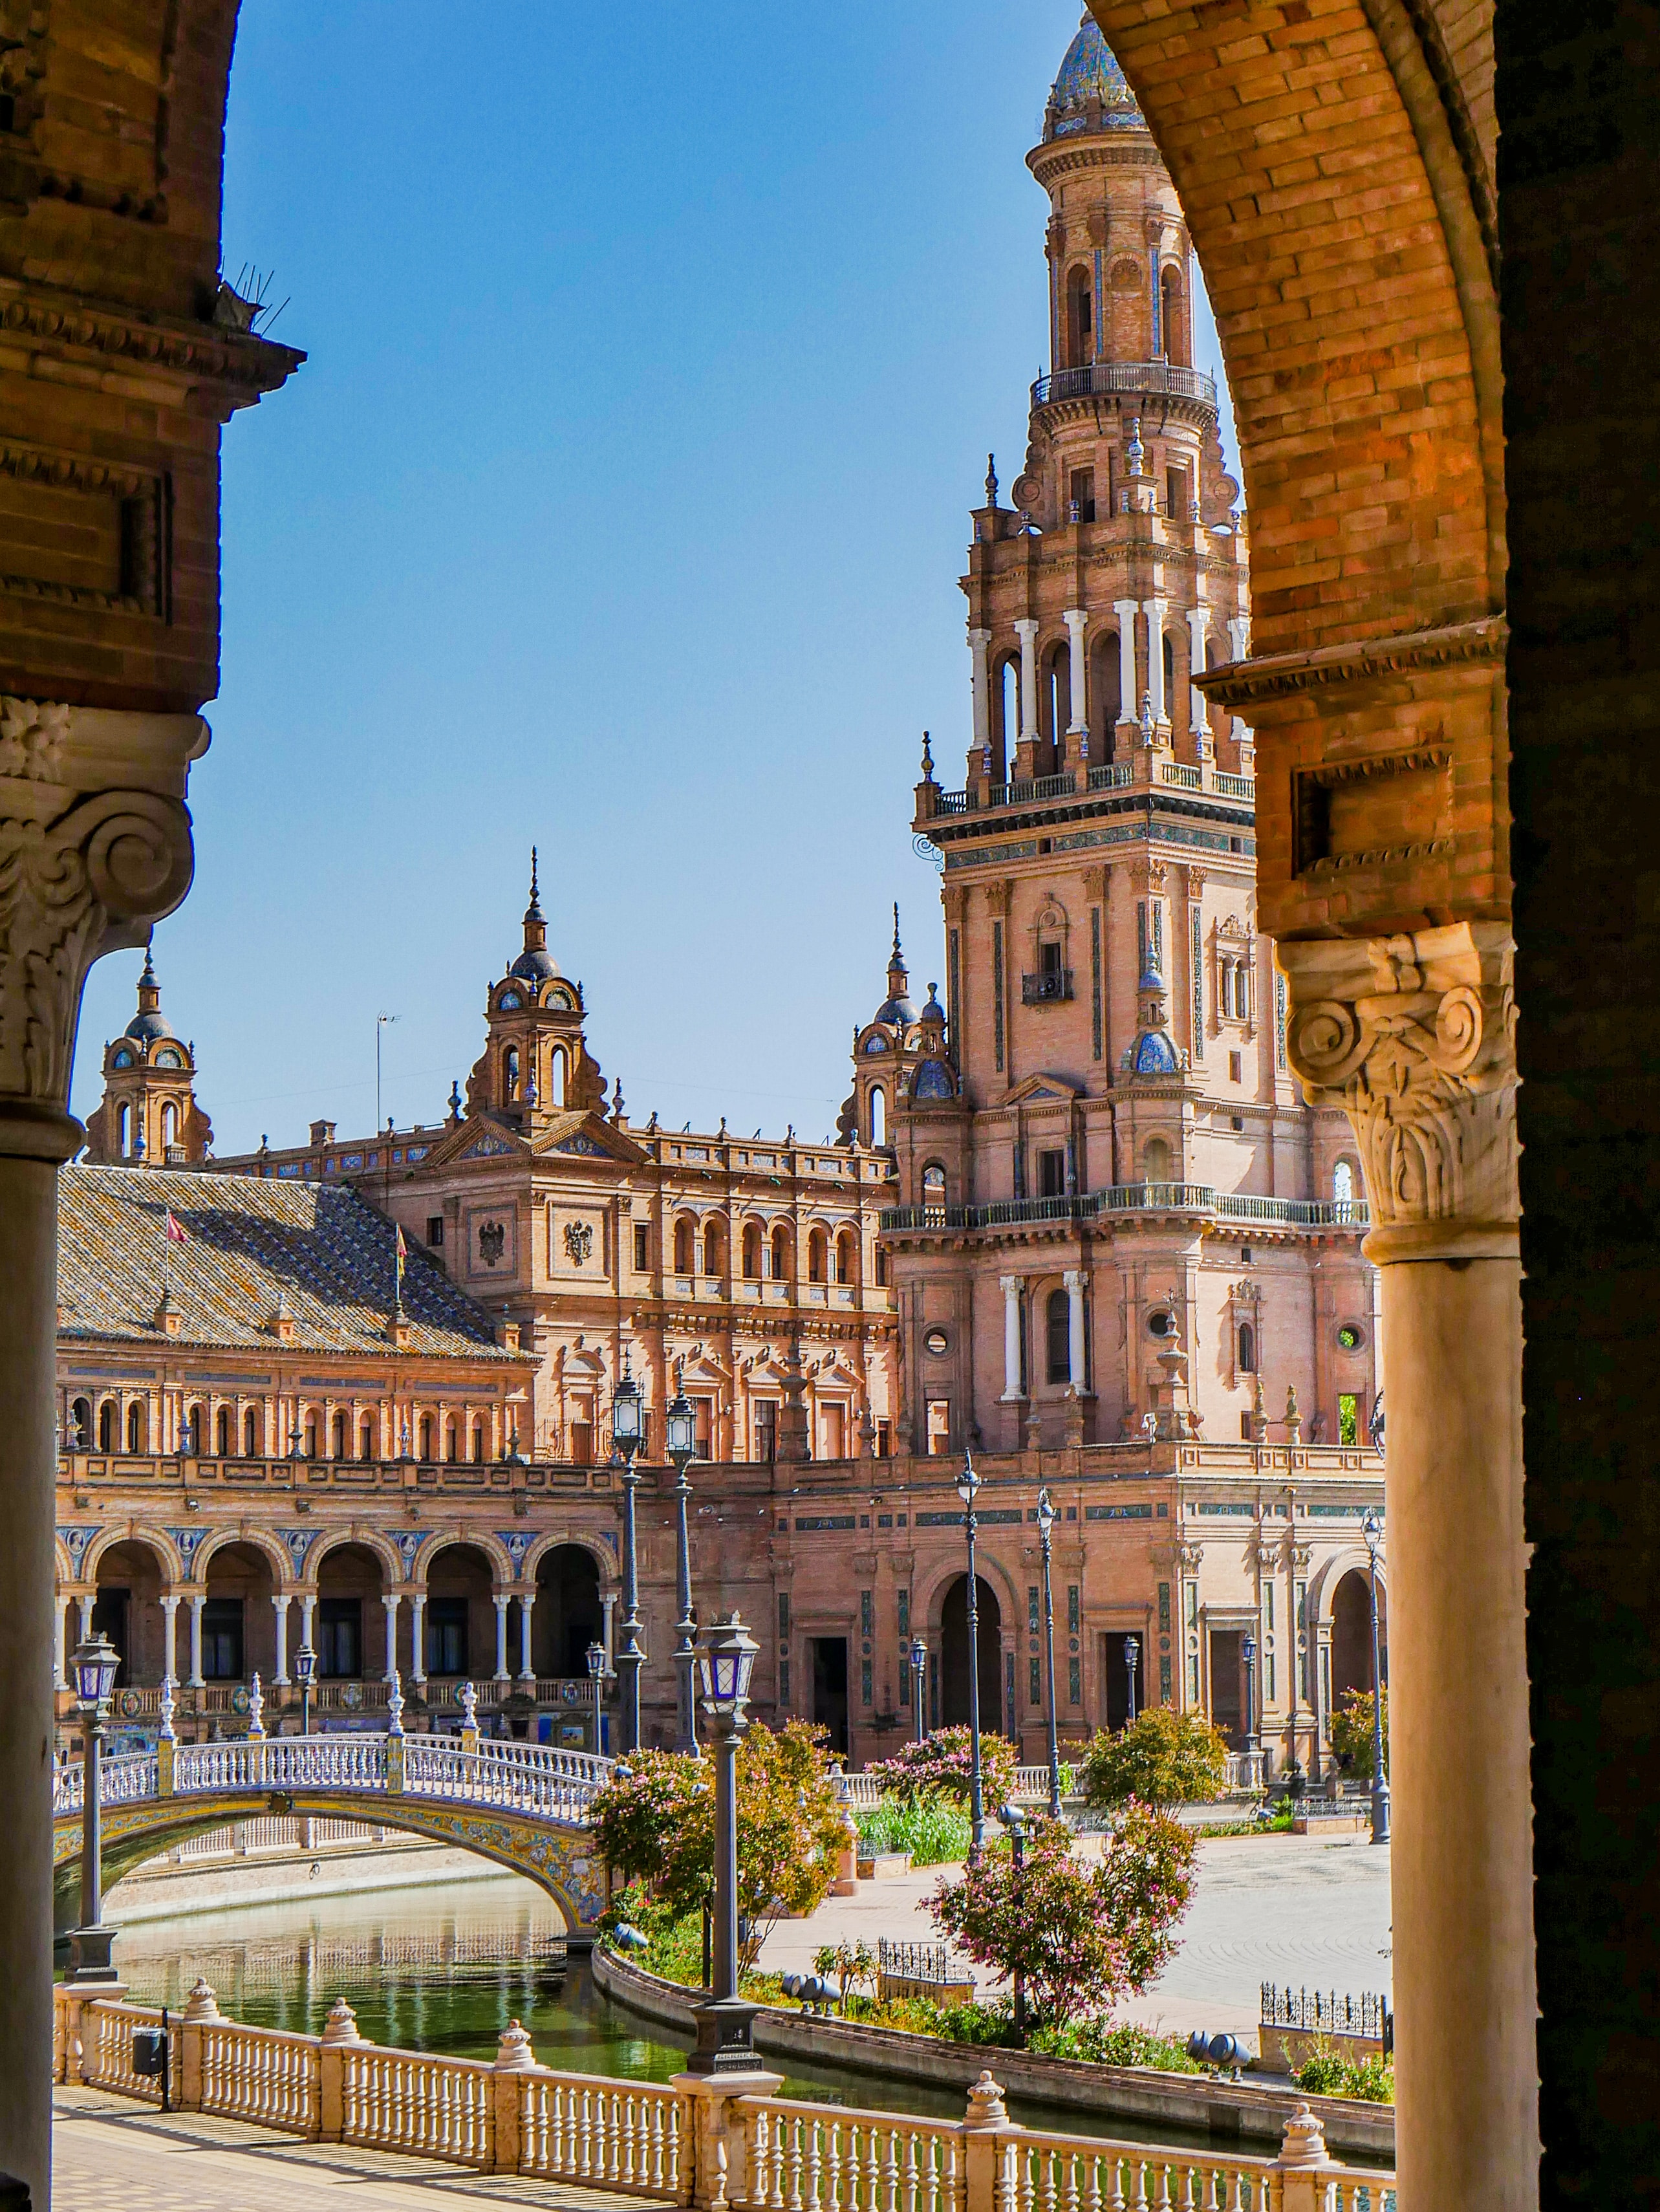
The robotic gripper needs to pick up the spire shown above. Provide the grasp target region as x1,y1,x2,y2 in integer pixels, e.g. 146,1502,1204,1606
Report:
985,453,999,507
507,846,559,981
526,846,542,921
892,903,902,961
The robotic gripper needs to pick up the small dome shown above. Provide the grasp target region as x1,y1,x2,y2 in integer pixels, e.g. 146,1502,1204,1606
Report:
1044,15,1145,140
874,988,915,1027
509,946,560,983
123,948,175,1043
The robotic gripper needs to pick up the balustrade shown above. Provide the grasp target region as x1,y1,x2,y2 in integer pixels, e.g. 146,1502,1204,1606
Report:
1005,2132,1285,2212
199,2018,318,2132
341,2043,495,2168
739,2095,965,2212
521,2076,685,2198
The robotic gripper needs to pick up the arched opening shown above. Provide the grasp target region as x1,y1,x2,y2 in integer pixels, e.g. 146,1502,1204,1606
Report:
316,1541,385,1680
875,1246,888,1287
1041,642,1070,763
533,1544,603,1683
214,1405,230,1458
1238,1321,1256,1374
424,1543,497,1682
922,1162,947,1211
835,1230,856,1286
98,1400,116,1453
418,1413,434,1461
996,654,1020,771
548,1047,566,1108
242,1405,260,1458
940,1574,1004,1735
1046,1287,1070,1385
1162,631,1176,713
70,1396,91,1449
202,1541,277,1683
1331,1568,1388,1708
91,1540,169,1687
331,1410,347,1458
470,1417,485,1463
702,1220,724,1279
1065,263,1092,367
674,1217,693,1275
1143,1136,1172,1184
185,1402,204,1455
868,1085,887,1147
807,1227,826,1283
126,1400,147,1453
358,1413,376,1461
504,1045,520,1101
1160,266,1185,365
770,1224,789,1281
444,1416,458,1462
1090,631,1119,756
160,1101,177,1151
116,1101,131,1156
1333,1158,1357,1211
742,1220,762,1279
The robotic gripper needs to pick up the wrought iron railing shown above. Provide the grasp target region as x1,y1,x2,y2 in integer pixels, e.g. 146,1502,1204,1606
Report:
881,1183,1371,1236
1031,358,1218,409
1262,1983,1394,2052
1022,968,1074,1004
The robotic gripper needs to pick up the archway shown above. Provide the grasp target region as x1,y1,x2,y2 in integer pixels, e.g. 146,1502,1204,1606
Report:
314,1542,386,1680
424,1543,498,1682
1331,1568,1388,1704
91,1541,169,1689
533,1545,603,1680
201,1542,277,1684
938,1574,1002,1736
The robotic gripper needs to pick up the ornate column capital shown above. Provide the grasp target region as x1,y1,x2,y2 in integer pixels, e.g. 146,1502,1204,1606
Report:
0,695,204,1161
1277,920,1517,1263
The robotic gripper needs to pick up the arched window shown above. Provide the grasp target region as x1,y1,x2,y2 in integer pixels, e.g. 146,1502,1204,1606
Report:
332,1410,347,1458
549,1048,566,1108
869,1085,887,1147
117,1102,131,1156
100,1400,116,1453
1144,1136,1172,1185
215,1405,230,1457
504,1045,521,1100
922,1163,947,1212
418,1414,434,1461
742,1221,762,1279
160,1101,177,1151
808,1228,826,1283
835,1230,856,1286
1238,1321,1256,1374
359,1415,375,1462
703,1221,723,1278
875,1246,889,1286
471,1418,484,1464
1046,1288,1072,1385
69,1395,90,1449
305,1412,319,1458
1066,265,1093,366
1163,632,1176,708
126,1400,146,1452
243,1406,259,1457
1092,633,1119,754
770,1225,789,1281
444,1418,458,1462
1333,1159,1356,1212
998,656,1020,757
1043,645,1070,750
188,1402,204,1454
674,1218,693,1275
1161,267,1185,365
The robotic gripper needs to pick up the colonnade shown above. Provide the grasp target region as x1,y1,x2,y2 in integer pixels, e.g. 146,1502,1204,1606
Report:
997,1270,1089,1399
969,608,1251,763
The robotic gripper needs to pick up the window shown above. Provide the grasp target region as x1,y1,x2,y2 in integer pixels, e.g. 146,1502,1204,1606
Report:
304,1415,318,1458
1238,1322,1256,1373
98,1400,114,1451
117,1102,131,1155
243,1407,259,1457
926,1399,951,1455
1039,1147,1066,1198
1161,267,1184,364
1242,1412,1253,1440
674,1219,693,1275
875,1247,888,1286
1029,1586,1040,1634
426,1598,468,1677
822,1403,845,1458
1068,467,1096,524
1068,1584,1080,1635
1163,632,1176,704
922,1163,947,1210
1333,1158,1356,1207
160,1102,177,1150
70,1396,91,1449
1030,1656,1042,1707
876,1417,891,1456
755,1400,777,1462
808,1228,826,1283
549,1047,566,1108
202,1599,243,1680
1339,1393,1361,1447
1068,1656,1081,1708
319,1597,361,1678
835,1230,856,1285
426,1215,444,1248
504,1045,520,1100
704,1221,724,1277
418,1415,434,1460
869,1085,887,1147
998,657,1020,754
127,1401,146,1453
634,1222,652,1273
741,1221,761,1279
770,1226,788,1280
1066,265,1092,365
1148,1308,1174,1339
360,1416,375,1461
471,1420,484,1463
215,1405,230,1457
779,1592,791,1635
1143,1136,1172,1184
1167,464,1189,521
1230,1052,1243,1084
1046,1288,1071,1384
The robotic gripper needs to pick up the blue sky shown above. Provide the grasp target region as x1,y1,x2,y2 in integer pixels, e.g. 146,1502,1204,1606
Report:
71,3,1236,1154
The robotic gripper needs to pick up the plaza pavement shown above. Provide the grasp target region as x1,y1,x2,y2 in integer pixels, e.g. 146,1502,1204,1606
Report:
755,1831,1393,2047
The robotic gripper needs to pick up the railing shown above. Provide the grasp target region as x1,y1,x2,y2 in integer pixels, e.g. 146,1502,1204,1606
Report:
342,2041,495,2167
404,1735,609,1823
877,1939,975,1986
53,1749,156,1817
1216,770,1256,800
1021,969,1074,1004
1031,359,1219,411
78,1998,175,2103
881,1184,1371,1237
521,2074,686,2197
200,2016,319,2132
1160,761,1203,790
1006,2130,1279,2212
1087,761,1133,789
1262,1986,1392,2045
839,1767,1058,1812
739,2094,965,2212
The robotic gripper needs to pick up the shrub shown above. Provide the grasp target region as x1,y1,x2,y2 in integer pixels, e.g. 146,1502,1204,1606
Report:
855,1794,974,1866
1330,1687,1389,1781
867,1728,1020,1812
813,1940,876,2001
1031,2017,1205,2074
1292,2035,1395,2103
1079,1707,1228,1812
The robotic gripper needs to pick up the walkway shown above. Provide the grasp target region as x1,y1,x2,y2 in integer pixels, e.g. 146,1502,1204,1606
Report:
758,1832,1392,2046
52,2085,656,2212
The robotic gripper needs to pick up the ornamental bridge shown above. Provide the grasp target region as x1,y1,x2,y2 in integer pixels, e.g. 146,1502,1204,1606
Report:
52,1735,614,1933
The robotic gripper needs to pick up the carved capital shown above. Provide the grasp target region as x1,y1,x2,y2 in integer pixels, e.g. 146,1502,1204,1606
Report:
0,696,202,1158
1277,920,1517,1261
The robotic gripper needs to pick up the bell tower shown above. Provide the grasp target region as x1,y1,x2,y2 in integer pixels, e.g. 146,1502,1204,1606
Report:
83,946,212,1166
466,851,606,1131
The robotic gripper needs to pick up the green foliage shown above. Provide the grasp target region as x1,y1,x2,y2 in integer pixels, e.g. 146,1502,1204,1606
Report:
928,1802,1196,2028
810,1940,876,1999
935,1996,1023,2048
1030,2017,1204,2074
1330,1687,1389,1781
1293,2035,1394,2103
588,1721,847,1966
867,1728,1020,1812
855,1794,974,1867
1079,1707,1229,1812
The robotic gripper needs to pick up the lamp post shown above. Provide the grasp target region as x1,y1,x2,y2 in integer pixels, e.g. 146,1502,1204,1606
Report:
1241,1629,1259,1769
1361,1508,1391,1845
1123,1634,1141,1728
69,1631,121,1982
687,1612,760,2074
910,1636,927,1744
610,1358,647,1752
958,1450,986,1858
997,1803,1028,2044
294,1642,316,1737
587,1638,607,1755
665,1372,700,1757
1036,1488,1062,1817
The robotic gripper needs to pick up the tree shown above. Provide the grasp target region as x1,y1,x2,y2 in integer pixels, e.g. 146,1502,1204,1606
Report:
927,1803,1196,2029
1330,1686,1389,1781
1079,1707,1229,1813
588,1722,848,1967
867,1726,1020,1812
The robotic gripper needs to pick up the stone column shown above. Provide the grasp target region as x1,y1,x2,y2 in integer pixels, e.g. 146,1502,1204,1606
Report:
187,1594,205,1687
1064,1268,1088,1389
1143,598,1170,726
998,1275,1024,1402
74,1593,94,1644
517,1591,536,1684
1112,600,1139,723
601,1590,616,1667
381,1593,400,1683
1186,606,1211,745
53,1596,69,1690
297,1592,316,1662
160,1594,179,1688
1062,609,1088,739
1225,617,1251,753
1014,619,1039,745
409,1592,427,1684
493,1594,512,1682
271,1594,290,1685
1280,922,1536,2209
968,628,991,768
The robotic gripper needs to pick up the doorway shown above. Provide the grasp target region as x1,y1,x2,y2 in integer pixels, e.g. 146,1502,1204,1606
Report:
811,1636,848,1756
940,1576,1003,1733
1103,1632,1147,1733
1209,1628,1245,1747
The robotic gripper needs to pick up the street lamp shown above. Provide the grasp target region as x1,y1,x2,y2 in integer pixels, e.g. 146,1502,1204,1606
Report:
69,1631,121,1982
997,1803,1028,2044
957,1450,986,1858
1241,1629,1259,1762
687,1612,760,2075
665,1371,700,1757
1123,1634,1141,1728
294,1642,316,1737
610,1357,647,1752
1361,1508,1391,1845
1035,1488,1063,1818
587,1638,607,1755
909,1636,927,1744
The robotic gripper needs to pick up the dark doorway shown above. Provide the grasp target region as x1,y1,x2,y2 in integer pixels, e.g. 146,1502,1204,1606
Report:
426,1597,467,1677
89,1587,129,1686
202,1598,244,1680
1332,1568,1385,1701
316,1543,384,1679
811,1636,848,1756
318,1596,362,1678
1209,1628,1244,1748
1103,1632,1147,1733
534,1544,603,1678
940,1575,1003,1733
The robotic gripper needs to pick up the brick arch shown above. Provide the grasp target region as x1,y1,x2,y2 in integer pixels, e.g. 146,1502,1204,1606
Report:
415,1529,517,1590
519,1532,616,1590
81,1524,182,1587
302,1527,403,1592
188,1526,292,1590
1309,1545,1389,1623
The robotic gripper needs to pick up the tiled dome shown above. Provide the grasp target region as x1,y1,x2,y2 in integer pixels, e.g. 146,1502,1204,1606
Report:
1044,14,1145,140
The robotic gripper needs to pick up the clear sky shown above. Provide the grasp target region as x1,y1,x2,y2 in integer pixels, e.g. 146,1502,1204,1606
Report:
70,2,1238,1156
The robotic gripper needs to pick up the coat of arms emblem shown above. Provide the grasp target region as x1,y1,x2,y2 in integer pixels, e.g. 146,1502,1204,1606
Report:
564,1220,594,1266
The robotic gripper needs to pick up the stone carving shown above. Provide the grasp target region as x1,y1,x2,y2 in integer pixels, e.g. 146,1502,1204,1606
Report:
1278,921,1518,1250
564,1219,594,1264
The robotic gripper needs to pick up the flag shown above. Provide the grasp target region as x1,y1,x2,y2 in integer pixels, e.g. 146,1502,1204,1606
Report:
395,1222,407,1291
164,1211,188,1244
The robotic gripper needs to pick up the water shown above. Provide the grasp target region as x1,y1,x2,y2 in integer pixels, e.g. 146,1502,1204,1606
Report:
105,1876,1367,2158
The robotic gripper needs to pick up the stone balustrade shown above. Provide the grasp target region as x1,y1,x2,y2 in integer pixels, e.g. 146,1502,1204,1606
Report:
54,1984,1396,2211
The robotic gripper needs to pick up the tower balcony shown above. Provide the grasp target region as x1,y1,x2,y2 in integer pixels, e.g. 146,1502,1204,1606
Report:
1022,967,1074,1004
1031,358,1217,415
918,748,1255,837
880,1184,1370,1238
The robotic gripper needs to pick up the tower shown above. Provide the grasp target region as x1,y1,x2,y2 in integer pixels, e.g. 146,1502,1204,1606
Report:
885,17,1376,1458
83,946,212,1166
464,850,607,1132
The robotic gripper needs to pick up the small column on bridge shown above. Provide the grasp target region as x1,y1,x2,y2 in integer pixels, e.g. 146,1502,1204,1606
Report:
187,1593,205,1687
53,1595,69,1690
409,1592,427,1684
272,1594,291,1684
160,1593,179,1687
517,1591,535,1684
493,1594,511,1682
382,1593,401,1683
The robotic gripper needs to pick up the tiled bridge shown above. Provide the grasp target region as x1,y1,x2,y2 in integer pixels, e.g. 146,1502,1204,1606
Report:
53,1735,613,1931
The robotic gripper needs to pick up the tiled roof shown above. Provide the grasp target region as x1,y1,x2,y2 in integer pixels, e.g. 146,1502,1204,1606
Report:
58,1164,518,1361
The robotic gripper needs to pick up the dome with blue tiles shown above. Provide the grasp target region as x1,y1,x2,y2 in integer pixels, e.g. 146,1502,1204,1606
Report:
1044,14,1145,140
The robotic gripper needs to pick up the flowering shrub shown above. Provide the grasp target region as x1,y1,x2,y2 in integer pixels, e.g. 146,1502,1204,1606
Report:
867,1727,1020,1812
1079,1708,1229,1812
1330,1687,1389,1781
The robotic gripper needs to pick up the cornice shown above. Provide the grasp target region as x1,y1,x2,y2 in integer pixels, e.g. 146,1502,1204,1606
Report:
0,277,304,397
1193,616,1505,711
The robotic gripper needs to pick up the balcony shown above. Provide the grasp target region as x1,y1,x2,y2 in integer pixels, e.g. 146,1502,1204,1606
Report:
1030,358,1218,411
920,751,1248,827
880,1182,1370,1235
1022,968,1074,1004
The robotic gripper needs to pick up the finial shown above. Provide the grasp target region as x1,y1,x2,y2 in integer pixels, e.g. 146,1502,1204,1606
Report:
1126,415,1145,476
1139,690,1155,748
140,937,156,990
985,454,999,507
920,730,934,781
612,1075,625,1122
528,845,541,916
447,1079,462,1124
892,902,902,960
